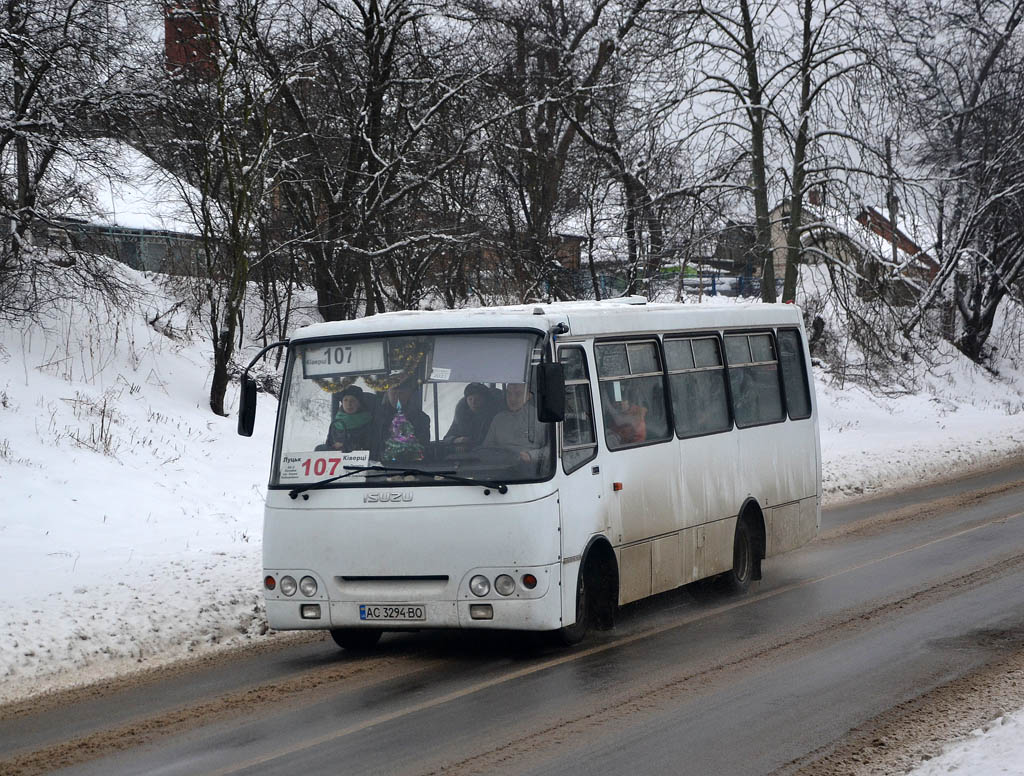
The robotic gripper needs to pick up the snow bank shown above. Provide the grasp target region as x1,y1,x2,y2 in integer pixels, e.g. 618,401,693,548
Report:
906,709,1024,776
0,265,278,701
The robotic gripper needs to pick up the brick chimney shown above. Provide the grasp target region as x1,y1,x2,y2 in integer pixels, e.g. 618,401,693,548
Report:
165,1,218,77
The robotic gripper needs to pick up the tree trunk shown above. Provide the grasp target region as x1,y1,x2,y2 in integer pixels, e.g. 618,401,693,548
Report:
738,0,776,303
782,0,814,304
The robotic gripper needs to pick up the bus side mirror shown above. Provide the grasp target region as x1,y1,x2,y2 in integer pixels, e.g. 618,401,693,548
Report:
238,375,257,437
536,362,565,423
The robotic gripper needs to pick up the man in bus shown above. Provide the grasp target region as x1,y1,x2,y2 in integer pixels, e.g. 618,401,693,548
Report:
481,382,547,466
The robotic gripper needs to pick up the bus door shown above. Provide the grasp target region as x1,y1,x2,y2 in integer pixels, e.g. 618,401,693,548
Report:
556,346,605,560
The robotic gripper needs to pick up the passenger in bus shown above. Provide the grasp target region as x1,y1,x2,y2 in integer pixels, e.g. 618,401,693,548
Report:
604,383,647,446
444,382,499,450
320,385,374,453
372,378,431,460
481,382,547,464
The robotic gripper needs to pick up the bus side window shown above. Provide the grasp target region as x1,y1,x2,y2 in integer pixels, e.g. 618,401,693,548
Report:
777,329,812,419
594,340,672,450
559,347,597,473
725,332,784,427
665,336,731,438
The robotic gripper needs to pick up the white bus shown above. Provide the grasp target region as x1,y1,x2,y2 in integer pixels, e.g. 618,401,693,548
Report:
239,298,821,649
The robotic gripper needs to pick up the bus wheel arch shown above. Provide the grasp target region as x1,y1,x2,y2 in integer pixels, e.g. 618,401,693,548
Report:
555,535,619,645
582,536,618,631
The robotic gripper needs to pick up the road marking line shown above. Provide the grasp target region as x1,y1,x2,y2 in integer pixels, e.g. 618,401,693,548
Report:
209,509,1024,775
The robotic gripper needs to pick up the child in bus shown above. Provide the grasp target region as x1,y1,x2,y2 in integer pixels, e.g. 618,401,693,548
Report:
323,385,374,453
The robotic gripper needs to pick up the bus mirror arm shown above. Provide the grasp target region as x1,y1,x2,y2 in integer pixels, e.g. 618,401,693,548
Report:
237,340,289,437
537,323,568,424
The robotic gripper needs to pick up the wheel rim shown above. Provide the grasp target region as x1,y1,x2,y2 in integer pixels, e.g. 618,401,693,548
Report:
735,529,751,582
576,573,587,622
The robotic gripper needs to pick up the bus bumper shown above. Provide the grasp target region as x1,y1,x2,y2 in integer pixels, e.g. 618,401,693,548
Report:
264,561,564,632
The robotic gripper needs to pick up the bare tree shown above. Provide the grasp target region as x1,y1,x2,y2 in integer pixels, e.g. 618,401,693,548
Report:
462,0,653,301
154,0,293,415
897,0,1024,362
0,0,151,321
776,0,877,303
252,0,502,321
689,0,783,301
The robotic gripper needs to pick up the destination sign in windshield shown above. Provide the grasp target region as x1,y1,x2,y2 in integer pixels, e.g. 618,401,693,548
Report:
302,341,386,377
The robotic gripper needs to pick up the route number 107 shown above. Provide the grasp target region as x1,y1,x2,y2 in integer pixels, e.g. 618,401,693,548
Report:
323,346,353,365
302,457,342,476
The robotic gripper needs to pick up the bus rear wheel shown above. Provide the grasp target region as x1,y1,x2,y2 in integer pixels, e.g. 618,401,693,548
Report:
721,518,755,594
330,628,382,651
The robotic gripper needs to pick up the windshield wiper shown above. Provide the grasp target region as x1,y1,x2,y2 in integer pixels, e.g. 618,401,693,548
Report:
288,464,508,499
288,465,378,499
351,464,509,494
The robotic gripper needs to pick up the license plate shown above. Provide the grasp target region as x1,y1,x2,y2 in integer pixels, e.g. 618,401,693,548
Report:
359,604,426,621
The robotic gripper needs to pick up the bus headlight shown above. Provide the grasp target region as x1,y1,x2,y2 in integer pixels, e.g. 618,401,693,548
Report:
280,575,297,596
494,574,516,596
299,576,318,597
469,575,490,597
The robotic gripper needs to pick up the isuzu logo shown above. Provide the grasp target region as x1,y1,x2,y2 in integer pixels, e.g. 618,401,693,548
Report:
363,491,413,503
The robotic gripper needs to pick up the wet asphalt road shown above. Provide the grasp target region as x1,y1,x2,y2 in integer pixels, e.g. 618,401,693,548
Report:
4,463,1024,776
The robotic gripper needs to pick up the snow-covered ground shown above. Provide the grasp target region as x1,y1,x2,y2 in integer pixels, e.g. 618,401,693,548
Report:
905,708,1024,776
2,264,1024,773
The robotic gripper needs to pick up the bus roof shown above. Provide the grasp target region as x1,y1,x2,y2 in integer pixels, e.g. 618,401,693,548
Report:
289,299,805,342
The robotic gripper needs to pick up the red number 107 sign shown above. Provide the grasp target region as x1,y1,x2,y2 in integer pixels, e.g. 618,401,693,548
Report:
279,451,371,482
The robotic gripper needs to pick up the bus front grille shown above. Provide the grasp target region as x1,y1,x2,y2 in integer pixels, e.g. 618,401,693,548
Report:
334,575,451,600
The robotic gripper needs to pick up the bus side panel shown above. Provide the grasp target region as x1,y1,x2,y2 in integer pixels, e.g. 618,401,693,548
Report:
679,431,740,530
604,443,681,544
618,543,652,605
652,533,682,595
767,496,818,556
701,516,739,578
737,419,817,520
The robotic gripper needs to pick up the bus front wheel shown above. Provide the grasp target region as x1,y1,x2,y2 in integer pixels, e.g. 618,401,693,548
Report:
554,567,589,645
330,627,382,651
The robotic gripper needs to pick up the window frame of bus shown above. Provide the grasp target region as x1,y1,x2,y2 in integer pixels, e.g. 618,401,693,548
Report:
775,327,813,421
268,327,557,489
722,329,787,429
663,331,734,439
557,345,598,474
593,336,674,452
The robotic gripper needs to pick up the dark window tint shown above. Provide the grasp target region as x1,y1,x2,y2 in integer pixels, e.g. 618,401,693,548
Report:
627,342,660,374
777,329,812,420
725,335,751,364
560,348,588,381
725,333,784,427
563,384,596,447
559,347,597,473
692,338,722,368
595,343,629,377
749,333,775,362
596,340,671,450
664,339,695,370
599,377,671,448
666,336,731,438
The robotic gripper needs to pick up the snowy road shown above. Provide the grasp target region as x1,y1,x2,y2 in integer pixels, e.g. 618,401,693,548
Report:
4,463,1024,776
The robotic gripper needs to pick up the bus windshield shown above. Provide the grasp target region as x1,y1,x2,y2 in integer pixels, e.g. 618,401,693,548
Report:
272,331,554,488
